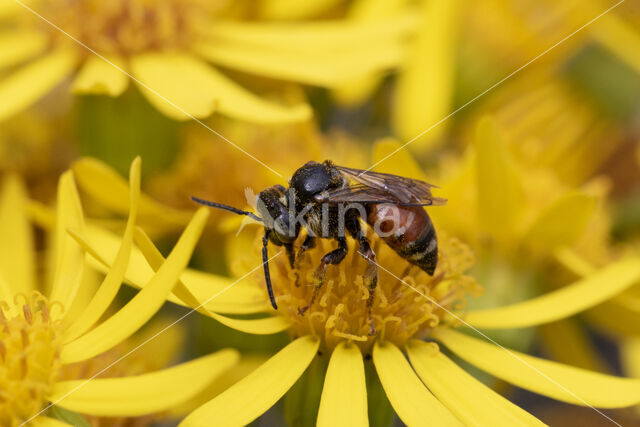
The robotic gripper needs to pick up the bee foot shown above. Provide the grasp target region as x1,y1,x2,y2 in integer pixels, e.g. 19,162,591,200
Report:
298,305,310,316
368,322,376,336
294,272,302,287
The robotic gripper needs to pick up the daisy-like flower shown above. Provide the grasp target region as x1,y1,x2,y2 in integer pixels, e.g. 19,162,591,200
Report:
82,154,640,426
0,0,415,123
0,157,239,426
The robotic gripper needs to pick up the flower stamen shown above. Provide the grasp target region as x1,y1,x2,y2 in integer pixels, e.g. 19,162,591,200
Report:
0,291,64,426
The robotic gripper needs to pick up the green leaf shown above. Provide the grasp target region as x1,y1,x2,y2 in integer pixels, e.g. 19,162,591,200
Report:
74,87,180,179
365,357,395,427
284,354,328,427
47,406,91,427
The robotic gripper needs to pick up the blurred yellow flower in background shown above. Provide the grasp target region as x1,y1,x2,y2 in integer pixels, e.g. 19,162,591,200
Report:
0,158,239,426
374,118,621,366
0,0,416,123
0,110,75,202
328,0,640,154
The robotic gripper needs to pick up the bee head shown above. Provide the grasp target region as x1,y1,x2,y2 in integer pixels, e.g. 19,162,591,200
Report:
256,185,299,244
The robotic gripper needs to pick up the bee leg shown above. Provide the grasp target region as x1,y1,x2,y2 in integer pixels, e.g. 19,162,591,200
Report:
345,217,378,335
285,243,295,269
262,229,278,310
358,237,378,336
294,235,316,287
298,237,347,315
346,217,378,335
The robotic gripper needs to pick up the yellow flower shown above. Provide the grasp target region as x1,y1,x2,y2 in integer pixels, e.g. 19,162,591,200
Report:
0,158,238,426
59,315,190,426
463,71,621,187
0,0,415,123
82,154,640,425
332,0,640,153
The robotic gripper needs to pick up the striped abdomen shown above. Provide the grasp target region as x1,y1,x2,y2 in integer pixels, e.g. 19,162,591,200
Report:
366,204,438,275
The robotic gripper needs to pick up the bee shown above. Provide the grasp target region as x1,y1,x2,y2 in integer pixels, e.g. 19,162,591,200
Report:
192,160,446,332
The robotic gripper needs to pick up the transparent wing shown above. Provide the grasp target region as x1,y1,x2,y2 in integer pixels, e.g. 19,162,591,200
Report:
314,184,401,204
324,166,447,206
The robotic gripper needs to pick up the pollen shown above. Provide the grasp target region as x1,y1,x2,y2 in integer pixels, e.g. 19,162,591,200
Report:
27,0,218,56
0,292,64,427
266,233,481,352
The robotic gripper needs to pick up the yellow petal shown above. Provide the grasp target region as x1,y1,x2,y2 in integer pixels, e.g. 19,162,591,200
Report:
464,258,640,329
196,39,404,88
60,208,209,364
22,199,259,315
71,56,128,97
171,355,267,416
473,116,523,240
72,223,268,314
49,172,85,321
553,247,596,277
181,336,319,426
317,342,367,427
131,53,310,122
0,174,35,294
63,267,102,326
50,349,238,416
406,340,545,426
371,138,428,180
524,192,596,250
0,31,46,71
63,158,141,342
259,0,341,20
31,416,72,427
26,198,56,230
620,338,640,379
584,297,640,337
133,225,287,334
72,157,191,227
0,0,21,17
434,327,640,407
332,0,410,105
208,16,416,53
372,341,461,426
0,49,76,121
392,0,459,149
208,313,289,335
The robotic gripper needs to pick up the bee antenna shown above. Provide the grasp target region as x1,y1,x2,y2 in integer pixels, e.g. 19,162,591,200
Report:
191,196,263,222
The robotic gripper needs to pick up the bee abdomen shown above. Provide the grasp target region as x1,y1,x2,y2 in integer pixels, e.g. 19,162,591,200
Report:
400,223,438,275
366,204,438,275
